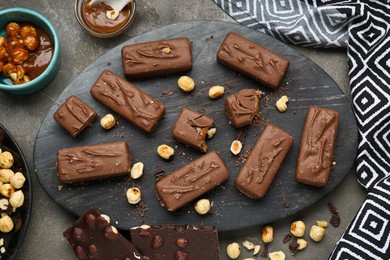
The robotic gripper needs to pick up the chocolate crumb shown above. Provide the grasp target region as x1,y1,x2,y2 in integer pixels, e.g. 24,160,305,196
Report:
330,213,341,227
154,170,165,180
282,196,290,208
327,202,338,215
289,238,299,255
283,234,292,244
260,243,268,258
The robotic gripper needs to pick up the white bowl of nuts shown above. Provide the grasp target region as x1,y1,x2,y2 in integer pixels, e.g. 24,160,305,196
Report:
0,123,32,259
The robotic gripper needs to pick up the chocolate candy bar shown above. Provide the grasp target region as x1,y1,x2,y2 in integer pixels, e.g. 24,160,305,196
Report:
57,141,131,183
53,95,97,137
130,224,221,260
225,89,263,128
155,150,229,211
64,208,142,260
122,37,192,78
295,107,340,187
172,108,215,153
235,124,293,199
90,70,165,133
217,32,289,89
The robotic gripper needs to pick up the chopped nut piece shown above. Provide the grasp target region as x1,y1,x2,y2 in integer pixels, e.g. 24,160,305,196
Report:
242,240,255,250
316,220,328,228
157,144,174,160
208,85,225,99
290,220,306,237
0,151,14,169
269,251,285,260
101,214,110,223
207,128,217,139
0,199,9,211
177,76,195,92
9,172,26,189
0,169,14,183
276,95,288,113
126,187,141,205
309,225,326,242
130,162,144,179
106,9,119,20
9,190,24,208
230,140,242,155
0,215,13,233
194,198,211,215
297,238,308,250
226,242,240,259
261,225,274,243
253,244,261,255
100,114,116,130
162,47,171,54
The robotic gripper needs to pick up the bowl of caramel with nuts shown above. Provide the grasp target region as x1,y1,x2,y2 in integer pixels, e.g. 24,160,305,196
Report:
0,8,60,94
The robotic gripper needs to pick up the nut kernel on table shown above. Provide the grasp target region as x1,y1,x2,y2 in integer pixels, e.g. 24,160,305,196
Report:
276,95,288,112
157,144,174,160
227,242,241,259
290,220,306,237
208,85,225,99
194,198,211,215
130,162,144,179
230,140,242,155
126,187,141,205
262,225,274,243
100,114,116,130
178,76,195,92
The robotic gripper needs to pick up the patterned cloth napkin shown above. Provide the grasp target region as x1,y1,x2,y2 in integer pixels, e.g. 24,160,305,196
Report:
214,0,390,259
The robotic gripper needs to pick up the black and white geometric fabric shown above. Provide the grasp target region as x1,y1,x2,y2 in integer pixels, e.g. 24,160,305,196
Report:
214,0,390,259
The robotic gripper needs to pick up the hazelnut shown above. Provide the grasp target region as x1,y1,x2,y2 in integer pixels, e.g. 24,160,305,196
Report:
130,162,144,179
194,199,211,215
261,225,274,243
0,184,14,198
106,9,120,20
10,47,29,64
206,128,217,139
269,251,286,260
310,225,326,242
230,140,242,155
242,240,255,250
290,220,306,237
23,35,40,51
157,144,174,160
20,25,37,37
276,95,289,113
10,172,26,189
297,238,308,250
0,169,14,183
100,114,116,130
253,245,261,255
9,190,24,208
0,46,6,60
2,63,16,78
0,151,14,169
0,215,13,233
126,187,141,205
316,220,328,228
162,47,171,54
6,22,20,37
226,242,240,259
208,85,225,99
177,76,195,92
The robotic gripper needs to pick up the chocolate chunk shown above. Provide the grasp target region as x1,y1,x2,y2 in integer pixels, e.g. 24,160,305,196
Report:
295,107,340,187
122,37,192,79
53,95,97,137
64,208,142,260
155,150,229,211
235,124,293,199
130,225,221,260
289,238,299,255
260,243,268,258
282,234,292,244
57,141,131,183
90,70,165,133
172,108,215,153
217,32,290,89
225,89,264,128
330,213,341,227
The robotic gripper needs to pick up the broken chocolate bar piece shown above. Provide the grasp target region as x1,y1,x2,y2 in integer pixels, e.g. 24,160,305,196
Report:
122,37,192,78
130,224,221,260
57,141,131,183
155,150,229,211
225,89,263,128
235,124,293,199
295,107,340,187
53,95,97,138
64,208,142,260
90,70,165,133
172,108,215,153
217,32,290,89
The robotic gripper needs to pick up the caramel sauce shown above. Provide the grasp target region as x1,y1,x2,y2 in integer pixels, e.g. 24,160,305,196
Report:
82,0,131,33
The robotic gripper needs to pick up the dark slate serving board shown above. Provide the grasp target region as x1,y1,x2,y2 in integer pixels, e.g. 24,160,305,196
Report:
33,21,357,232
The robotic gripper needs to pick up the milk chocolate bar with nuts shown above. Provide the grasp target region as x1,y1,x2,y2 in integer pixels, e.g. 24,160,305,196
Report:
57,141,131,183
172,108,215,153
53,95,98,138
295,107,340,187
155,150,229,211
122,37,192,78
235,124,293,199
130,224,221,260
90,70,165,133
217,32,289,89
63,208,142,260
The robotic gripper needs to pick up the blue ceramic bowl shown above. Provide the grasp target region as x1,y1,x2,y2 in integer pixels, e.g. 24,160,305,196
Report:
0,8,60,94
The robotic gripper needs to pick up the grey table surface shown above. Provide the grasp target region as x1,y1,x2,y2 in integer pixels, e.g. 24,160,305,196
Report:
0,1,366,259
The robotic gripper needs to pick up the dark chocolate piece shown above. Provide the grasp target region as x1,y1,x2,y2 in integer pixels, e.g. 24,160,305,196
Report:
53,95,97,137
90,70,165,133
130,224,221,260
172,108,215,153
155,150,229,211
57,141,131,183
235,124,293,199
295,107,340,187
217,32,290,89
64,208,142,260
122,37,192,78
225,89,263,128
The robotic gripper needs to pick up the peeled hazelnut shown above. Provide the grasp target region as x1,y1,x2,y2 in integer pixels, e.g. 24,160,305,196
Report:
276,95,288,113
106,9,120,20
6,22,20,37
297,238,308,250
0,169,14,183
290,220,306,237
162,47,171,54
157,144,174,160
230,140,242,155
208,85,225,99
309,225,326,242
100,114,116,130
226,242,240,259
126,187,141,205
269,251,286,260
242,240,255,250
0,215,13,233
0,151,14,169
206,128,217,139
130,162,144,179
316,220,328,228
23,35,39,51
0,184,15,198
194,199,211,215
261,225,274,243
20,25,37,37
9,190,24,208
177,76,195,92
10,172,26,189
